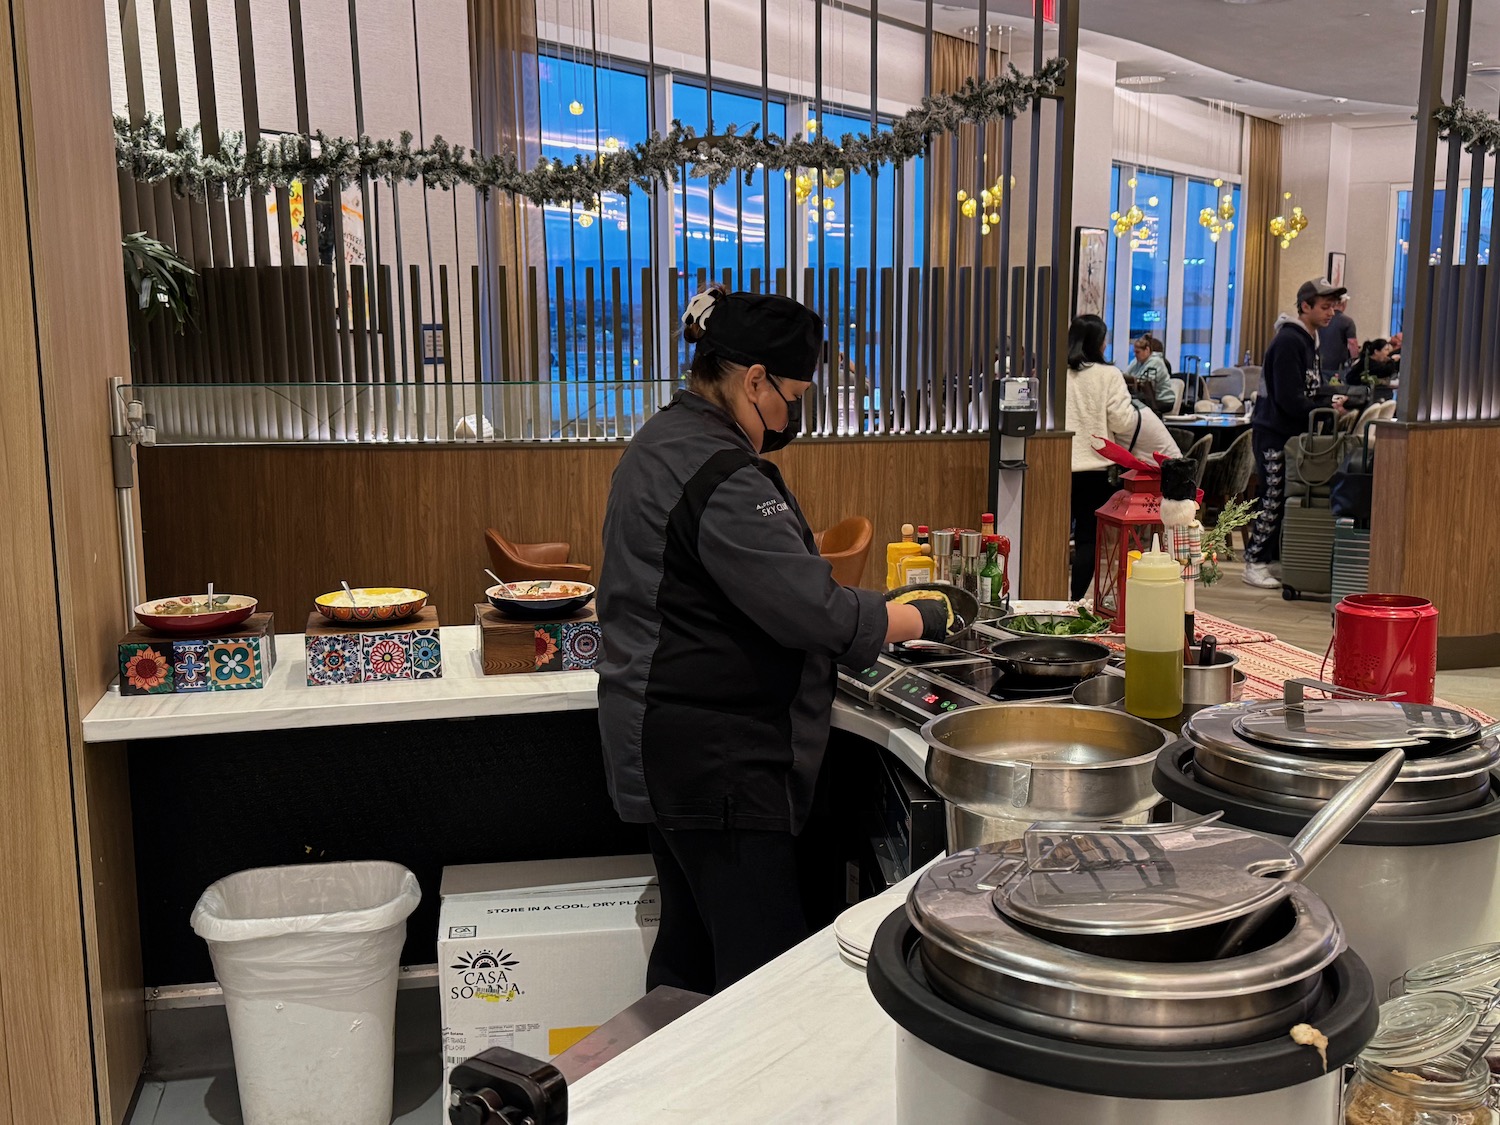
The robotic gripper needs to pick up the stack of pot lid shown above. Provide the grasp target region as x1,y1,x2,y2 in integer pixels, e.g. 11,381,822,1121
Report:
907,820,1345,1048
1184,701,1498,816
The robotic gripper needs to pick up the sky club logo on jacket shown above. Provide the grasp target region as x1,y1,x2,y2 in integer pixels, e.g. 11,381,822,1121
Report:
756,497,790,518
449,948,523,1002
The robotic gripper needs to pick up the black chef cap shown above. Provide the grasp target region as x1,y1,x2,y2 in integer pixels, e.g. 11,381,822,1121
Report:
681,289,824,382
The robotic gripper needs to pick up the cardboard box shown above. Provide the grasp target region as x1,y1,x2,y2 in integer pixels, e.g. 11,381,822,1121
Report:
118,613,277,695
438,857,658,1083
474,604,602,675
305,607,443,685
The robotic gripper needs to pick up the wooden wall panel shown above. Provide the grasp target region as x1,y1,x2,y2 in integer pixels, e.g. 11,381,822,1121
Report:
1018,432,1072,601
0,3,99,1121
8,0,143,1119
1371,422,1500,638
138,437,993,626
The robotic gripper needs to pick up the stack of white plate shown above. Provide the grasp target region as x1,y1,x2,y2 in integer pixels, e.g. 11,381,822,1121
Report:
833,894,905,971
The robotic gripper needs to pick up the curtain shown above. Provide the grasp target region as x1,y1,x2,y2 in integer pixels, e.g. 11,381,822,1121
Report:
1237,117,1282,364
469,0,546,381
927,35,1005,274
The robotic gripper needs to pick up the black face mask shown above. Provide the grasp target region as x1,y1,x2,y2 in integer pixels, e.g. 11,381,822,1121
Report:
754,373,803,453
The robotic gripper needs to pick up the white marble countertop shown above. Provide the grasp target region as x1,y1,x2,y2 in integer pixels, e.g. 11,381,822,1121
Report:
82,625,931,775
566,869,922,1124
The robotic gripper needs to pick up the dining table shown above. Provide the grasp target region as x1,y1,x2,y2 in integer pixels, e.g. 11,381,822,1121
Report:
1168,411,1251,453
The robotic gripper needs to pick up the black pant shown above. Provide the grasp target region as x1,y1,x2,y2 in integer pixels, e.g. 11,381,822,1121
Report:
1244,427,1286,564
1070,469,1117,600
645,824,809,995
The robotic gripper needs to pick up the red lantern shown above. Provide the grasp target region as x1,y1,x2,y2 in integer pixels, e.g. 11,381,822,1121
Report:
1092,469,1164,631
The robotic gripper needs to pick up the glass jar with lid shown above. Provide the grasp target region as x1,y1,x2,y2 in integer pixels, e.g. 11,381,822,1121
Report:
1345,1054,1493,1125
1399,944,1500,1006
1345,991,1493,1125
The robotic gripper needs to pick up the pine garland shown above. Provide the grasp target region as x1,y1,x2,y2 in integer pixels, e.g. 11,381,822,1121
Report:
115,58,1066,206
1434,97,1500,155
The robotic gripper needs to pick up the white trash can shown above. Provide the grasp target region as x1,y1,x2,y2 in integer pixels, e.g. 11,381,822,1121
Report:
191,861,422,1125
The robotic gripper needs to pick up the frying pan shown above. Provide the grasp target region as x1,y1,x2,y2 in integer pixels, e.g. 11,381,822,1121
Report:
885,582,980,638
987,637,1112,680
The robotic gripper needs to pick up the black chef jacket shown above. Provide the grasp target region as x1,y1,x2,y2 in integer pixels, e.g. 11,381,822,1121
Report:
596,390,887,834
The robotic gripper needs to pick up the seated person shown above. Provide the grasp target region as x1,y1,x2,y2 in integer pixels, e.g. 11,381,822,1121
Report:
1124,335,1175,413
1349,338,1400,386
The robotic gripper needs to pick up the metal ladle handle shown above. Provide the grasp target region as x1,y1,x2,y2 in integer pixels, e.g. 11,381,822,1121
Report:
1213,748,1406,959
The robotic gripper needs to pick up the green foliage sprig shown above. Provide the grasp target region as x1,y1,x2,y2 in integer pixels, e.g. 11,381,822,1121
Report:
114,58,1066,207
1434,97,1500,155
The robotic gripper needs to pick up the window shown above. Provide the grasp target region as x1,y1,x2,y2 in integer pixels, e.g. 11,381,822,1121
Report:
671,80,788,297
1107,162,1242,375
1126,170,1173,341
1179,178,1219,378
538,53,652,385
1224,184,1241,366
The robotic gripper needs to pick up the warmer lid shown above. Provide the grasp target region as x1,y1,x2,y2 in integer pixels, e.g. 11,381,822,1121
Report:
1361,991,1479,1068
994,820,1298,937
1231,700,1480,752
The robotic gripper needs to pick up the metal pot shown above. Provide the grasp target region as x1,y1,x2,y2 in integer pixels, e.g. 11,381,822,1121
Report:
1184,649,1241,705
922,705,1171,849
985,637,1111,680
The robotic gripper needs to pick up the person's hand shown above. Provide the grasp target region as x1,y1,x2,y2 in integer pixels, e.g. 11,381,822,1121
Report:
912,594,954,642
1331,394,1349,414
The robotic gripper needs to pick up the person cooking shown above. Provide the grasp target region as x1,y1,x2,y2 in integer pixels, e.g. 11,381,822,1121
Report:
596,287,951,996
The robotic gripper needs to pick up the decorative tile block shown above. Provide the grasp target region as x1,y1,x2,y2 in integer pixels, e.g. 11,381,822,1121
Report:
305,607,443,686
475,605,602,675
172,641,211,693
208,640,262,690
361,631,413,681
409,628,443,680
306,634,362,685
117,614,276,696
120,643,174,695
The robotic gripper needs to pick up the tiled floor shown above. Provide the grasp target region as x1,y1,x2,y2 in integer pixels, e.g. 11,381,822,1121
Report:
1195,560,1500,714
127,1051,444,1124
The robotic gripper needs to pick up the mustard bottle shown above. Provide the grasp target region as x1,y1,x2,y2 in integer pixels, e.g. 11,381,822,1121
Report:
1124,535,1184,719
886,523,920,590
896,545,934,587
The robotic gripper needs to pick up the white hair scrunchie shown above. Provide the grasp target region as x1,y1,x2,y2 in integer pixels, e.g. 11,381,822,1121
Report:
680,288,722,333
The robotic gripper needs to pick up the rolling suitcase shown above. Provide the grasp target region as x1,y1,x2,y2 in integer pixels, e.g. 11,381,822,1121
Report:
1279,409,1355,601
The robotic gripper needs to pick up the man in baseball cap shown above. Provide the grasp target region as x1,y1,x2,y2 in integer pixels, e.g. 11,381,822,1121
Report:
1241,278,1346,590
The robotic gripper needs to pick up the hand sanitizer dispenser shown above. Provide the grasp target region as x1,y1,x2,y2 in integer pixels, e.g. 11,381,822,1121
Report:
999,375,1039,438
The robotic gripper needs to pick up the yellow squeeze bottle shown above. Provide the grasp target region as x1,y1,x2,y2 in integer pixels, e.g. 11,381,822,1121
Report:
897,545,935,587
1124,535,1185,719
886,523,920,590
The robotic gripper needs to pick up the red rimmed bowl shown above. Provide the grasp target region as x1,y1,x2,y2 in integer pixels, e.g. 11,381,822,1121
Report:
135,594,258,636
485,580,595,621
314,587,428,624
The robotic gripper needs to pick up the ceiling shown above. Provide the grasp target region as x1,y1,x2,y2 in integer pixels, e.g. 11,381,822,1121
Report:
873,0,1500,125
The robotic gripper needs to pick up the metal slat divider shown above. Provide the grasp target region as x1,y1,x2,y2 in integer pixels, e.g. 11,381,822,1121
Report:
290,266,317,439
586,267,598,439
410,264,427,440
555,263,569,438
494,263,511,438
529,266,543,440
829,268,841,435
472,264,487,440
981,265,995,433
802,267,819,435
958,266,972,431
351,265,372,441
1482,184,1500,421
1460,132,1487,417
331,198,356,439
441,265,456,442
880,267,894,433
855,269,868,436
930,266,946,432
612,269,625,438
905,267,920,433
642,266,656,428
1009,265,1025,399
379,264,400,441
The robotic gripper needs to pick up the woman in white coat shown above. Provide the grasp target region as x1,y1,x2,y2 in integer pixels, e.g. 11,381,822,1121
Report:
1064,315,1141,600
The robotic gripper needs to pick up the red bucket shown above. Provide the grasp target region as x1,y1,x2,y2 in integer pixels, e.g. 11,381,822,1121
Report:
1332,594,1438,704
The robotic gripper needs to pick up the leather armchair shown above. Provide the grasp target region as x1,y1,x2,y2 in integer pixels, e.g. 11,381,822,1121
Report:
484,529,593,584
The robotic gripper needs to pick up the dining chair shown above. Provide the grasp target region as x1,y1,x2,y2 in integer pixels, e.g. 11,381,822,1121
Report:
814,516,875,587
484,529,593,583
1168,378,1186,415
